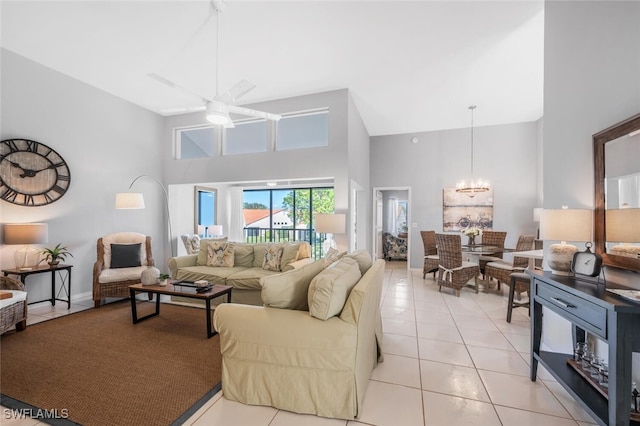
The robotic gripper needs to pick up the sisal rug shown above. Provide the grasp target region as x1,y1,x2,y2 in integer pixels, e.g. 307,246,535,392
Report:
0,300,222,426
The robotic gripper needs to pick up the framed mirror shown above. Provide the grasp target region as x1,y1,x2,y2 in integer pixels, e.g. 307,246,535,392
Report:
593,112,640,271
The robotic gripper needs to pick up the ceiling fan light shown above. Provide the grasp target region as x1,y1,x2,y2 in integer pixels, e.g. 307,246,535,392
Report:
206,101,230,125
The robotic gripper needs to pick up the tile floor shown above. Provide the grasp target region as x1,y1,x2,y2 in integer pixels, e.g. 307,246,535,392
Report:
1,261,598,425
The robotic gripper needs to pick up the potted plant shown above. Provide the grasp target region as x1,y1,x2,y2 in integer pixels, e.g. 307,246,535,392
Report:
159,273,171,286
40,243,74,267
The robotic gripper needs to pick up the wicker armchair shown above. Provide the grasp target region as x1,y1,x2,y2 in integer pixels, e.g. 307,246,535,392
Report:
0,276,27,334
435,233,479,296
478,231,507,277
93,232,154,308
485,234,536,297
420,230,439,278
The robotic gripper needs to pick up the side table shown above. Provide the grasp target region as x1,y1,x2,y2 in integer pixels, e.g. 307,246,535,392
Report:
2,264,72,309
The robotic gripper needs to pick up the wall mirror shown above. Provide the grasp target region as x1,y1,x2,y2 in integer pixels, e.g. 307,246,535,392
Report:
593,112,640,271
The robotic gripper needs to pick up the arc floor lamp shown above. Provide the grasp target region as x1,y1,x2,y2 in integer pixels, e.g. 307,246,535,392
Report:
115,175,175,257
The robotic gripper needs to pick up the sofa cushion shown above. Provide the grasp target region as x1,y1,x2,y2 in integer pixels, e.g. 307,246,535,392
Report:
297,242,312,260
176,266,245,286
233,244,254,268
196,237,228,266
308,257,361,320
207,242,235,267
98,266,148,284
261,259,325,310
227,268,280,291
344,249,373,275
252,244,267,268
263,244,284,272
280,243,301,271
0,290,27,309
110,243,142,268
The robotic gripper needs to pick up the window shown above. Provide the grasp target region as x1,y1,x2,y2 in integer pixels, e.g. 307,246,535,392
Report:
276,109,329,151
175,126,218,159
242,187,335,258
225,119,268,155
195,186,217,236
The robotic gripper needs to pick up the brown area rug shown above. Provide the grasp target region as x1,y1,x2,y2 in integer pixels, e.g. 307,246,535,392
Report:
0,300,222,426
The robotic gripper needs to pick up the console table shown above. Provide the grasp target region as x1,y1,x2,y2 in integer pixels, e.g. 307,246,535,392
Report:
529,270,640,426
2,264,72,309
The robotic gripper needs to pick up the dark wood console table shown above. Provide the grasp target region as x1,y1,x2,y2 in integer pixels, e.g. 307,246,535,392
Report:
2,264,72,309
529,270,640,425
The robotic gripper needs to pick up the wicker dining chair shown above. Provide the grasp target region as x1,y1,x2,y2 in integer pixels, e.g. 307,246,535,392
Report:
485,234,536,297
0,276,27,334
420,230,439,279
434,233,479,296
478,230,507,277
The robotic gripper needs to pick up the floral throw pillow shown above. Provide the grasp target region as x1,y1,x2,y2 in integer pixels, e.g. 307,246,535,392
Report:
263,244,284,272
206,242,235,267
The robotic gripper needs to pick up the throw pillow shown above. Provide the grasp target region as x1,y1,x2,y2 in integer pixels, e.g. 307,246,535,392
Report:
196,238,228,266
261,259,325,310
323,248,343,268
344,249,373,275
262,244,284,271
110,243,142,268
280,243,301,271
206,242,235,267
296,242,312,260
308,257,361,320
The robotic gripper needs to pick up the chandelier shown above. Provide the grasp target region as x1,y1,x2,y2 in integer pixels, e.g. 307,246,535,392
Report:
456,105,490,197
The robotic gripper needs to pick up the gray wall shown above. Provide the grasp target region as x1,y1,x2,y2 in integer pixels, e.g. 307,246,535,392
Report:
0,48,165,301
542,0,640,378
371,121,540,268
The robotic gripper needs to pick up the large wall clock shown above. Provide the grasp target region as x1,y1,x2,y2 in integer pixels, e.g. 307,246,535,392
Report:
0,139,71,206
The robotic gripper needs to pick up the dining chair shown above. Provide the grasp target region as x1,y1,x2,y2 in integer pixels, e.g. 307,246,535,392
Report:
478,230,507,277
434,233,479,296
420,230,439,279
484,234,536,297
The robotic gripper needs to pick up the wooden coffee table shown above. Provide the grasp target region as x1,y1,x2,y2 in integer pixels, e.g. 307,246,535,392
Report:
129,281,232,338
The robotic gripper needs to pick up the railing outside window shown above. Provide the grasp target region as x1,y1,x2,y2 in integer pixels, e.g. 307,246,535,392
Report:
243,227,329,259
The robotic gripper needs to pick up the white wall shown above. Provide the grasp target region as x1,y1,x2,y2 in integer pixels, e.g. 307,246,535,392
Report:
371,121,540,268
542,0,640,378
0,48,165,300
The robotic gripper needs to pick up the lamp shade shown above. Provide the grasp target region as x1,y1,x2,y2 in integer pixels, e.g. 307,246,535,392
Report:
209,225,223,236
315,214,346,234
606,208,640,243
115,193,145,209
533,208,543,222
539,209,592,242
3,223,49,245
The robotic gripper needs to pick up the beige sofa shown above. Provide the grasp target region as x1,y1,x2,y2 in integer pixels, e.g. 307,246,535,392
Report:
213,256,385,420
168,240,312,305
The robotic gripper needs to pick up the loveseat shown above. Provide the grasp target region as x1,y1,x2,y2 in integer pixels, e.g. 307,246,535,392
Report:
168,240,313,305
213,253,385,420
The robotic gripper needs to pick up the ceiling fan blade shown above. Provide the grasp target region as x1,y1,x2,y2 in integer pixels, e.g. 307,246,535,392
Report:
227,105,281,122
214,79,256,104
159,105,206,115
148,73,212,103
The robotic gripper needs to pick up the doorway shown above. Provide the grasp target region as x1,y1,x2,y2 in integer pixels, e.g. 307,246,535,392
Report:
372,186,411,268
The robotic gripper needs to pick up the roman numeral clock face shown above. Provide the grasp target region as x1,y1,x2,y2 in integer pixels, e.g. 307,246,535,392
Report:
0,139,71,206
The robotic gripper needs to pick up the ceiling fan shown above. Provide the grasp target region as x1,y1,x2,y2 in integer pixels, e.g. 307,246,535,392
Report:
149,0,280,127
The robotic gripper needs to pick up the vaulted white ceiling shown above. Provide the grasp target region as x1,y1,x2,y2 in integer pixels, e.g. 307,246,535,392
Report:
0,0,544,136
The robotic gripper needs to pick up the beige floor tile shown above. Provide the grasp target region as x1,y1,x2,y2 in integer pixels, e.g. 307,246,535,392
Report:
418,338,474,367
380,304,415,321
416,323,463,344
458,328,516,351
454,315,500,332
543,380,599,423
419,360,491,402
270,410,347,426
383,333,419,358
494,405,579,426
382,318,417,337
371,353,421,388
479,370,571,418
492,318,531,335
422,391,502,426
502,332,531,353
414,310,455,326
181,390,223,425
467,345,530,376
413,300,451,314
356,380,424,426
189,396,277,426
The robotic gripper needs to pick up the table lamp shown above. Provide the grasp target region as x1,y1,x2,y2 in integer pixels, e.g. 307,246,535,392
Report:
606,208,640,258
539,207,592,275
3,223,49,270
315,214,346,255
209,225,223,238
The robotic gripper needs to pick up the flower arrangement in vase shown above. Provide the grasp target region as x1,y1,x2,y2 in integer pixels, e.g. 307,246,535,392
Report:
461,227,482,247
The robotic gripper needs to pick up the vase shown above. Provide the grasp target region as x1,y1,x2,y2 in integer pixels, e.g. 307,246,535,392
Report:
48,260,60,267
141,266,160,285
468,235,476,248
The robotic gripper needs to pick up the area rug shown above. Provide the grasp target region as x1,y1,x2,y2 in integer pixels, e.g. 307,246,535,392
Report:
0,300,222,426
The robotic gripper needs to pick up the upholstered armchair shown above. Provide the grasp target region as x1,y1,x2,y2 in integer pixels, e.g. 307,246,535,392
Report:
93,232,154,308
0,276,27,334
382,232,408,260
